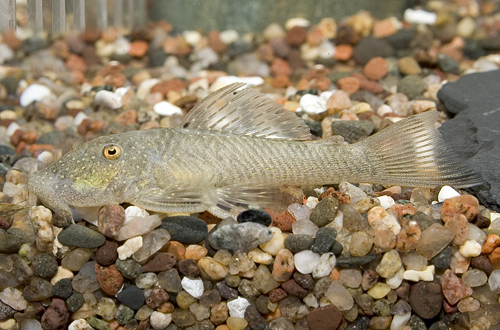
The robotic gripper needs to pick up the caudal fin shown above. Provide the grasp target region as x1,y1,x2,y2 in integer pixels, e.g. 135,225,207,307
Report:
359,111,483,188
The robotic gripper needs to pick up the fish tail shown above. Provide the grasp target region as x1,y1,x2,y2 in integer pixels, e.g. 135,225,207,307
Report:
356,110,483,188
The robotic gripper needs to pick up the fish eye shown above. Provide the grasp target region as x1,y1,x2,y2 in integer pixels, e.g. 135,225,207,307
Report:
102,144,122,161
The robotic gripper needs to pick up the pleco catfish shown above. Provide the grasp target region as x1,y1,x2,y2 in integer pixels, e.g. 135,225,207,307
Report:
28,83,482,221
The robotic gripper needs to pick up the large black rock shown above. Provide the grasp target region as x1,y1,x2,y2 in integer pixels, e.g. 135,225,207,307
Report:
437,70,500,211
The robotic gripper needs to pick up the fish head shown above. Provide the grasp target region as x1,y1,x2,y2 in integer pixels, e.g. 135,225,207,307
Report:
28,131,153,217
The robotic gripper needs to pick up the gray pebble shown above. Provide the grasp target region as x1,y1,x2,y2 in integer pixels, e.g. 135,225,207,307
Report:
209,222,273,253
57,224,106,248
32,253,58,279
397,74,425,100
310,197,339,227
66,292,84,312
115,258,143,279
160,216,208,244
311,227,337,254
284,234,314,253
0,228,29,253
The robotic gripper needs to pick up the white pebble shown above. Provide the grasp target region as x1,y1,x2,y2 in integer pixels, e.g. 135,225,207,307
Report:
227,297,251,318
378,195,395,210
402,265,435,282
219,30,239,44
285,17,310,30
0,110,17,120
6,122,21,137
312,253,336,279
292,219,319,237
153,101,183,116
183,30,202,47
299,94,327,115
404,8,437,25
135,273,158,289
319,40,336,59
94,90,122,110
68,319,93,330
54,115,74,131
489,270,500,294
50,266,74,285
390,312,411,330
259,227,284,255
37,151,55,166
19,84,51,107
210,76,264,91
124,206,150,224
117,237,143,260
386,266,405,289
438,186,461,202
137,78,161,100
306,196,319,209
294,250,321,274
248,249,273,265
181,277,204,298
459,240,482,257
377,104,394,117
19,319,42,330
73,111,88,127
0,44,14,64
150,311,172,330
303,293,319,308
0,287,28,310
378,212,401,235
115,87,130,98
114,36,131,55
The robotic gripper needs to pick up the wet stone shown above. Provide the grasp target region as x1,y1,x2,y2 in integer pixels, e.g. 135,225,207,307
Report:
143,252,177,272
209,222,274,253
95,241,119,267
23,277,53,301
52,278,73,299
307,305,343,330
293,273,315,290
416,223,455,260
237,209,272,227
65,292,83,312
349,231,373,257
115,258,142,279
326,281,354,311
310,197,339,227
58,224,106,248
409,281,443,319
40,298,70,330
87,316,110,330
284,234,314,253
32,253,58,279
160,216,208,244
117,285,145,310
336,254,377,268
311,227,337,254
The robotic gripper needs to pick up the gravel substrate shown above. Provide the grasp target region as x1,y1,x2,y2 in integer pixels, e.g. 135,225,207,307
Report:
1,2,500,330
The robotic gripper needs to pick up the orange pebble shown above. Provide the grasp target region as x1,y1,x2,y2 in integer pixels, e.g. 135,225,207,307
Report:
329,268,340,281
482,234,500,254
163,241,186,260
185,244,208,261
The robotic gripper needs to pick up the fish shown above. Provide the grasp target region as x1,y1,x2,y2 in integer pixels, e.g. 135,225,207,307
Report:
28,82,483,221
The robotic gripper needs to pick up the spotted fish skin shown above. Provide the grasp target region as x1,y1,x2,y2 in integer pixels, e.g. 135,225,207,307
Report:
28,83,483,220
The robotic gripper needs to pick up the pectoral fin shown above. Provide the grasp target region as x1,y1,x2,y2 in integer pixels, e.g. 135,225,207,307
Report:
132,183,282,218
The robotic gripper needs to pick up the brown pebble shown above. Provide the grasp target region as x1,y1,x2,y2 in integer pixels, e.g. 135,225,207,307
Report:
337,76,360,95
272,211,295,232
281,279,308,299
163,241,186,260
489,247,500,270
361,269,380,291
146,287,170,309
272,249,294,282
270,58,291,76
97,204,125,238
129,40,149,58
369,316,392,330
114,109,137,126
396,221,421,252
444,214,469,246
177,259,200,278
440,269,473,305
363,57,388,80
334,44,354,61
40,298,70,330
441,195,479,222
142,252,177,272
208,30,226,53
471,214,491,228
285,26,307,46
95,264,124,296
409,281,443,319
272,75,291,88
307,305,342,330
151,79,187,97
471,255,493,274
95,241,119,267
268,288,288,303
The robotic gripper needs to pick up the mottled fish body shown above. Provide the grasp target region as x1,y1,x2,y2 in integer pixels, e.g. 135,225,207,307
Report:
28,83,482,220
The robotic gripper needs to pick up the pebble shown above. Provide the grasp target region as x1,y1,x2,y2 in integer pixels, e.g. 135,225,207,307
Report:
57,225,106,248
95,264,124,295
227,297,250,318
312,253,336,279
299,94,327,115
116,214,162,241
284,234,314,253
441,195,479,222
181,277,204,298
19,84,51,107
153,101,183,116
117,236,143,260
115,258,143,279
52,278,73,299
459,239,482,257
367,283,391,299
488,270,500,293
462,269,488,287
133,229,170,262
0,287,27,310
209,222,273,253
397,74,424,100
416,223,455,259
94,90,122,109
437,186,461,202
237,209,272,226
311,227,337,254
402,265,435,282
363,57,388,80
160,216,208,244
40,298,70,330
272,249,294,282
116,285,145,310
409,281,443,319
32,253,58,279
310,197,339,227
306,305,342,330
259,227,285,255
95,241,118,267
294,250,321,274
326,281,354,311
440,269,473,305
97,204,125,238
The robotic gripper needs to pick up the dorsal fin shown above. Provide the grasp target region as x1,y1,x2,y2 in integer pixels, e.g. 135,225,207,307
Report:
179,83,311,140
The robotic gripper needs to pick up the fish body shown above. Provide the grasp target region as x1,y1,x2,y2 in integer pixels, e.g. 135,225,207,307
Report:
28,83,483,220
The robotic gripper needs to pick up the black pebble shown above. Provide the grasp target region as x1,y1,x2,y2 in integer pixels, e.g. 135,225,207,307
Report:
236,209,272,227
117,285,146,310
160,216,208,244
66,292,84,312
430,246,451,272
311,227,337,254
32,253,58,279
52,278,73,299
331,240,344,256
